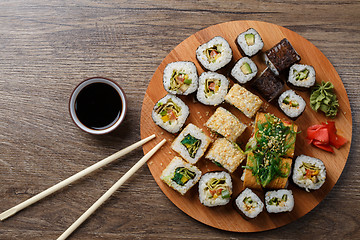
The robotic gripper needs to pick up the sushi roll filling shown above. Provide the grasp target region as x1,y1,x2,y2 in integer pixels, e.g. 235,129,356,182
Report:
245,33,255,46
169,70,192,93
293,69,309,81
205,45,222,63
300,162,321,183
171,167,196,186
243,197,259,211
245,114,296,187
155,99,180,124
204,78,221,97
180,134,202,158
240,62,253,75
268,194,288,207
282,96,299,107
205,178,231,199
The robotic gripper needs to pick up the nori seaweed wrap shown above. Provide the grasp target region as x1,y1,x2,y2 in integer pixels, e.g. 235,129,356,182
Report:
251,68,284,102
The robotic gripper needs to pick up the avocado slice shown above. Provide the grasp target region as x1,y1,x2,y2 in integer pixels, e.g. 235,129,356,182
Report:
240,62,252,75
245,33,255,46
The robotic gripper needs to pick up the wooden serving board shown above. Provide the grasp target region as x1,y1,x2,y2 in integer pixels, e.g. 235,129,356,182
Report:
140,20,352,232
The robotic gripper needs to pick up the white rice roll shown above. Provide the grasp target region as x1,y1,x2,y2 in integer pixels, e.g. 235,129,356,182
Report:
163,61,198,95
196,71,229,106
196,36,232,71
235,188,264,219
230,57,258,84
160,156,202,195
171,123,211,164
265,189,294,213
288,64,316,89
292,155,326,192
278,90,306,119
152,94,189,133
198,171,232,207
236,28,264,57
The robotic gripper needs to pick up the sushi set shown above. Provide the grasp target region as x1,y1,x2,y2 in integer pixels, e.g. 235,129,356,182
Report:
140,20,352,232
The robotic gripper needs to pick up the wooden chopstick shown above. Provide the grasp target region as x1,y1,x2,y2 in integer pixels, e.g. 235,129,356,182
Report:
57,138,166,240
0,134,156,221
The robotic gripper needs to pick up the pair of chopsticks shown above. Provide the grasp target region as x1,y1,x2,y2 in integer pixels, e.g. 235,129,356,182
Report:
0,134,166,240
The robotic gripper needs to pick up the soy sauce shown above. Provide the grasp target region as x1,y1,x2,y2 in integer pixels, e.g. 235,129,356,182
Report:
75,82,122,130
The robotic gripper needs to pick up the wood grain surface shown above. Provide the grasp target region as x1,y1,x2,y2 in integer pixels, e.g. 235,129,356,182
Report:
140,20,352,232
0,1,359,239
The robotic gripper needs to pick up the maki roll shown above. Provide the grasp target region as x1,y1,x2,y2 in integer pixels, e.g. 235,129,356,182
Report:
198,171,232,207
278,90,306,120
252,68,284,102
205,107,247,142
230,57,258,84
160,156,202,195
152,94,189,133
224,84,263,119
196,36,232,71
236,28,264,57
265,189,294,213
196,71,229,106
171,123,211,164
292,155,326,192
264,38,301,75
288,64,316,90
163,61,198,95
205,138,246,173
235,188,264,219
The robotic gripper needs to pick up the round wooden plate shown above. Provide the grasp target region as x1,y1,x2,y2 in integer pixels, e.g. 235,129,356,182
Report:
140,20,352,232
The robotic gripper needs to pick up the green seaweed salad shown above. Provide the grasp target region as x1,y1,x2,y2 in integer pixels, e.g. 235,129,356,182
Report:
245,114,297,187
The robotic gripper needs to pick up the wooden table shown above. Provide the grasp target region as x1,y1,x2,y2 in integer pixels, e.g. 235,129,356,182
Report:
0,1,359,239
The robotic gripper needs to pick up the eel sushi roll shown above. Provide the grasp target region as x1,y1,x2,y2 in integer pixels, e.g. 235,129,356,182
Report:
160,156,202,195
196,71,229,106
205,138,246,173
152,94,189,133
265,189,294,213
278,90,306,119
252,68,284,102
264,38,301,75
236,28,264,57
292,155,326,192
224,84,263,119
163,61,198,95
205,107,247,142
198,171,232,207
196,36,232,71
288,64,316,90
230,57,258,84
171,123,211,164
235,188,264,219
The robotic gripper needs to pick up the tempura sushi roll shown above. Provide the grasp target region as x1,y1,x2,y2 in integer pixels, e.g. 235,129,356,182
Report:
252,68,284,102
205,107,247,142
278,90,306,119
171,123,211,164
224,84,263,118
292,155,326,192
163,61,198,95
205,138,246,173
236,28,264,57
230,57,258,84
152,94,189,133
264,38,301,75
235,188,264,219
196,71,229,106
265,189,294,213
196,36,232,71
160,156,202,195
288,64,316,90
198,171,232,207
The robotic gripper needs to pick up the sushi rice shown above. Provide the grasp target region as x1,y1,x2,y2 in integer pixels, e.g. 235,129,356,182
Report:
236,28,264,57
235,188,264,219
278,90,306,119
230,57,258,84
196,71,229,106
196,36,232,71
288,64,316,89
